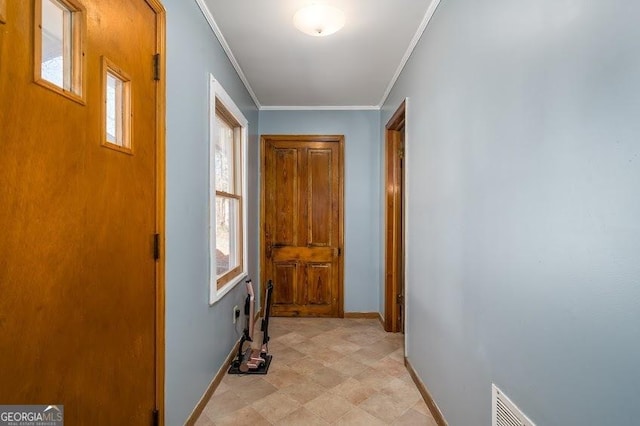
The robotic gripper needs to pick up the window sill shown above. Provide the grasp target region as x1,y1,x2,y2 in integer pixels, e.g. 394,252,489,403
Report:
209,271,247,305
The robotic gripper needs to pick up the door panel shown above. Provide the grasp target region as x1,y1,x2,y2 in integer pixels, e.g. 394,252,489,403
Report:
309,149,332,245
274,263,296,305
0,1,162,424
262,136,344,317
306,264,332,305
274,148,298,244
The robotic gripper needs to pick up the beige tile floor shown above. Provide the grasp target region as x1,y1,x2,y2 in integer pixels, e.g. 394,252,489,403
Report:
195,317,438,425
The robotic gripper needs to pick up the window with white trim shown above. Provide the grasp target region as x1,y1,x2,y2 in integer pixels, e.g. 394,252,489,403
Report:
209,76,248,303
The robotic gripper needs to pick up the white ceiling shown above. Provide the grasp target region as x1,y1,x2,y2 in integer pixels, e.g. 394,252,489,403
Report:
199,0,440,108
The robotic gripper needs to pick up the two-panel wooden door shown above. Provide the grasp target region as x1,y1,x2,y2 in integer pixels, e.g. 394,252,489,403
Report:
262,136,344,317
0,1,164,424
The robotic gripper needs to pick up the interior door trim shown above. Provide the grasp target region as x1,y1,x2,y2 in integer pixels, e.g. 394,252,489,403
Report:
144,0,166,423
384,100,406,332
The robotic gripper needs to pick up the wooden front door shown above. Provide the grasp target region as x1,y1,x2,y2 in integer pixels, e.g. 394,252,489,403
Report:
261,135,344,317
0,0,164,424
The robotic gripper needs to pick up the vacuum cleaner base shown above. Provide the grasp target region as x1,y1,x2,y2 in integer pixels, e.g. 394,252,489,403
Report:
227,354,273,375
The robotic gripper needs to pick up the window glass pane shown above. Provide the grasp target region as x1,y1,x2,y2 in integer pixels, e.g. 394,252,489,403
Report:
215,117,234,193
215,197,239,277
106,72,121,144
209,83,249,298
41,0,71,89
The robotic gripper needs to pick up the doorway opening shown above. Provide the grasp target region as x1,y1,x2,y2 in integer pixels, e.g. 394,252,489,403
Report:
384,101,406,333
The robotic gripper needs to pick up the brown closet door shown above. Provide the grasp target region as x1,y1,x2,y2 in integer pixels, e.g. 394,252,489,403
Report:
0,0,163,424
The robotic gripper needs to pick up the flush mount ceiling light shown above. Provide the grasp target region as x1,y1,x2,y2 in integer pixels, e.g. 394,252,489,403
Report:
293,4,346,37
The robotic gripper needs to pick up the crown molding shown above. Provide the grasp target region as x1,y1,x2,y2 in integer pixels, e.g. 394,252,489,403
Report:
260,105,380,111
378,0,441,107
195,0,261,109
197,0,441,111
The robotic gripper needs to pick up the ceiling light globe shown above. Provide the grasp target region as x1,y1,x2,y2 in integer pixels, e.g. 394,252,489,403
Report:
293,4,346,37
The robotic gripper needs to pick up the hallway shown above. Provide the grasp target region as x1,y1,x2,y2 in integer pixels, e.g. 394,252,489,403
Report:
195,317,437,425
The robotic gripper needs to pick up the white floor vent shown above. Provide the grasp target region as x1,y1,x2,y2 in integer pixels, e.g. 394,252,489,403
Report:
492,384,536,426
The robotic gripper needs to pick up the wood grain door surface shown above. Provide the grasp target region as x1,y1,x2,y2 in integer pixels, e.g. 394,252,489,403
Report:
0,1,162,424
385,102,406,333
262,135,344,317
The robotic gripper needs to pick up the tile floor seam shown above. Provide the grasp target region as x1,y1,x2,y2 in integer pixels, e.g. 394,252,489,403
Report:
196,317,432,425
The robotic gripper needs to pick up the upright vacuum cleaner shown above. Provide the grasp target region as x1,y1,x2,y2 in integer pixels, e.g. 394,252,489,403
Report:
228,279,273,375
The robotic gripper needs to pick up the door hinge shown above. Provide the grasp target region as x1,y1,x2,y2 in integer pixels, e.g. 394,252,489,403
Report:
153,53,160,81
397,294,404,304
152,409,159,426
153,233,160,261
338,247,342,256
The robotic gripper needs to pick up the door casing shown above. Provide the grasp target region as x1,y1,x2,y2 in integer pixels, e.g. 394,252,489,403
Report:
384,101,406,333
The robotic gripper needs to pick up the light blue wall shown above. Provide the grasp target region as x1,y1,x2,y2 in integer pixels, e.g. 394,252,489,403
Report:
259,110,382,313
164,1,260,424
383,0,640,424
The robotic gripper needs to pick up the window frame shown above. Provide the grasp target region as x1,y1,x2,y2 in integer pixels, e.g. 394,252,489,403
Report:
209,75,248,304
214,110,243,286
34,0,86,104
0,0,7,24
101,56,133,154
